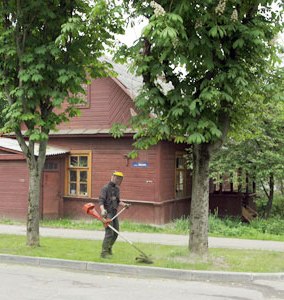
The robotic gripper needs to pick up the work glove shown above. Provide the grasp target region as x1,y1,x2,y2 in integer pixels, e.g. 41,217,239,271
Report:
101,208,107,218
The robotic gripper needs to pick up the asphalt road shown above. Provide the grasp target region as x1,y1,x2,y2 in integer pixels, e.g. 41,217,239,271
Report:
1,263,284,300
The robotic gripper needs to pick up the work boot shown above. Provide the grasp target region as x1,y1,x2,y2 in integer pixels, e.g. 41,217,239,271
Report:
100,251,110,259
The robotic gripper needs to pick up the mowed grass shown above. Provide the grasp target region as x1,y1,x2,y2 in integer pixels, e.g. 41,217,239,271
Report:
1,234,284,273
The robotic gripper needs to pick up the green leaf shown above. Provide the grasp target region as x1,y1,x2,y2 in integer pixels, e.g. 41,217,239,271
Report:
174,136,186,143
161,27,177,40
168,13,183,24
19,72,30,82
187,132,205,144
142,23,153,36
35,46,47,55
209,26,218,38
189,101,196,111
172,107,184,117
29,132,41,141
21,113,35,121
210,127,222,137
109,123,127,138
217,27,225,38
31,74,44,82
57,75,69,84
233,39,244,49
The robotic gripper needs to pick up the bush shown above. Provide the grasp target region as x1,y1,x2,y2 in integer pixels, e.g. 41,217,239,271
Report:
256,194,284,218
208,214,284,239
250,217,284,235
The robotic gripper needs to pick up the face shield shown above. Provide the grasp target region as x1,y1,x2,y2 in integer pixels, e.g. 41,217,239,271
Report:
112,171,124,186
113,175,123,186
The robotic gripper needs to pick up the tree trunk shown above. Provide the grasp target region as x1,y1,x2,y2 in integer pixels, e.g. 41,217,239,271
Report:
280,180,284,196
264,173,274,219
189,143,211,256
26,165,42,246
15,133,47,247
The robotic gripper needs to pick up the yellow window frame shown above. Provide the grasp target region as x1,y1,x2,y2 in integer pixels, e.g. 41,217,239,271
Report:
65,150,92,198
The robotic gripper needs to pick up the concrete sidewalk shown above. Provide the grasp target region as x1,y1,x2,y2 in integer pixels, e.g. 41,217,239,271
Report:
0,224,284,283
0,224,284,252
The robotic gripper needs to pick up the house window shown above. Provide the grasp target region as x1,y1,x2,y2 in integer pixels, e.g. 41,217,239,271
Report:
44,161,58,171
66,151,92,197
175,153,187,198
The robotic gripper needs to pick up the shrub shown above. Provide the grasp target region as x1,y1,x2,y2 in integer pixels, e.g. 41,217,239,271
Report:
256,194,284,218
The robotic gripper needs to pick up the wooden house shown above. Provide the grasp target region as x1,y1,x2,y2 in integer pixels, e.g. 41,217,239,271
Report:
0,62,257,224
0,62,191,224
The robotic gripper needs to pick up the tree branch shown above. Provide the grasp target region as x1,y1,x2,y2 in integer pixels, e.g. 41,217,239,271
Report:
208,113,230,154
260,179,270,201
14,126,30,160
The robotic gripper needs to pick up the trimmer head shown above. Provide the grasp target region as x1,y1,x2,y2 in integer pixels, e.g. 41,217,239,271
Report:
135,254,153,264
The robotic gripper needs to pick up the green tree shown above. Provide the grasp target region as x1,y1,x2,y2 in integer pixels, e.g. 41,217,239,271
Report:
0,0,124,246
211,67,284,218
122,0,283,255
0,97,7,128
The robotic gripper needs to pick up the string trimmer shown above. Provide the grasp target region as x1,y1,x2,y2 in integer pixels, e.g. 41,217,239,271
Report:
83,203,153,264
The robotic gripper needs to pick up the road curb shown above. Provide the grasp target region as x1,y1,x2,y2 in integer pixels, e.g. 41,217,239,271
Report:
1,254,283,282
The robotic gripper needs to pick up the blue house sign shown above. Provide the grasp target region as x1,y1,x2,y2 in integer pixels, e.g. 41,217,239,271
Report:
132,161,149,168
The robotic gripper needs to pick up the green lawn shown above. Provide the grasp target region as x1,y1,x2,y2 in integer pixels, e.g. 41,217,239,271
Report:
37,216,284,242
1,234,284,273
2,214,284,241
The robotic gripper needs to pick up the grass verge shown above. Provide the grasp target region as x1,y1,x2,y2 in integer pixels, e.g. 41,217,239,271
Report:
1,214,284,241
1,234,284,273
39,216,284,242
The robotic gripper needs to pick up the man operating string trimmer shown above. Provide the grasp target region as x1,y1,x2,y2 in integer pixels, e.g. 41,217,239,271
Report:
99,171,130,258
83,171,153,263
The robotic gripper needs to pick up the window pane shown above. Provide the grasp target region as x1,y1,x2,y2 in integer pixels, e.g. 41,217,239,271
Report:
176,170,185,198
44,162,58,170
80,171,87,182
79,156,88,167
79,183,88,196
176,157,185,169
70,170,77,182
70,156,78,167
69,183,77,195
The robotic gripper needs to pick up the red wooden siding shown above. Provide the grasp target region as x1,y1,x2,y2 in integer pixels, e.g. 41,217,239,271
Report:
159,142,176,201
48,136,192,224
108,79,133,126
0,161,29,219
58,78,134,130
48,136,158,202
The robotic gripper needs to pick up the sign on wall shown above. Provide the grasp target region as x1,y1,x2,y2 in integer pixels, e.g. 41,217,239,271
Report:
132,161,149,168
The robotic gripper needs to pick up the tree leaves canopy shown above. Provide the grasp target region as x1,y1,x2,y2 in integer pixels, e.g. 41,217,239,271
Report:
122,0,283,148
210,66,284,186
0,0,124,142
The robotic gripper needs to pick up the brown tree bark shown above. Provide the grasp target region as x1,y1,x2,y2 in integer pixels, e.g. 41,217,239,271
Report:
189,115,230,257
189,143,211,256
264,173,274,219
26,166,41,246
